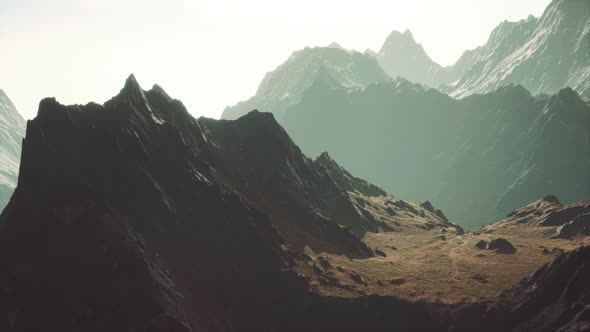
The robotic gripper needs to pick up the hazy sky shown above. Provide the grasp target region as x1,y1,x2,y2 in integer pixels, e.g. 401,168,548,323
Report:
1,0,551,119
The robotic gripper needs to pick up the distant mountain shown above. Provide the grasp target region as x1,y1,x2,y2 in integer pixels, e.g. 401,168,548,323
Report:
374,0,590,99
218,0,588,230
280,78,590,229
0,89,25,212
445,0,590,99
376,29,458,87
221,46,388,121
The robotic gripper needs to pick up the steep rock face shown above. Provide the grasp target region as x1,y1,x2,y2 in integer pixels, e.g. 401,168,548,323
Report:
198,111,391,257
0,90,25,213
0,76,450,331
446,0,590,99
281,79,590,229
0,77,297,331
315,152,386,198
221,46,388,121
503,246,590,331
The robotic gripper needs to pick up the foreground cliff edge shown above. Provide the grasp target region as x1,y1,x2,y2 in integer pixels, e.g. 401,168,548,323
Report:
0,75,588,331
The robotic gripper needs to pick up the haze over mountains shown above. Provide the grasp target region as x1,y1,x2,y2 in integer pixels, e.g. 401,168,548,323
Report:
0,0,588,330
222,45,388,121
1,76,589,331
222,0,590,228
282,80,590,228
0,90,25,213
377,0,590,98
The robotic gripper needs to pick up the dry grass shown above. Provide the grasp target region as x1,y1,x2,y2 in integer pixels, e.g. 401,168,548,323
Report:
293,194,590,304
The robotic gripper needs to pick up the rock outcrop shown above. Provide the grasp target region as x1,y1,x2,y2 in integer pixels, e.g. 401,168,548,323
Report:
487,238,517,254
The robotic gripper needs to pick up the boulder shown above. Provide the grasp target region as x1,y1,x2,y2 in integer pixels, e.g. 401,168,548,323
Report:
318,256,333,270
475,240,488,250
471,274,488,284
390,278,406,285
375,249,387,257
348,272,367,285
488,238,516,254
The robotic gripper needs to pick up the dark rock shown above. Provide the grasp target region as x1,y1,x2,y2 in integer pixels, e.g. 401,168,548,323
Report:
475,240,489,250
348,272,367,285
419,201,450,222
390,278,406,285
375,249,387,257
487,238,517,254
541,195,561,204
391,200,419,215
385,207,396,216
318,256,333,270
420,201,436,212
539,204,590,227
554,213,590,239
433,209,449,222
471,274,488,284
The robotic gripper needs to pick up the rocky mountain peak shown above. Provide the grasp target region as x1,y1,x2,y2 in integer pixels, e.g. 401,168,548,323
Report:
377,29,442,86
381,29,416,45
116,73,147,102
327,42,343,49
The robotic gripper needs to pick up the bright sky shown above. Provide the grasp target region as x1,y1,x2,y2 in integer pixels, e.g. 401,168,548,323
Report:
1,0,551,119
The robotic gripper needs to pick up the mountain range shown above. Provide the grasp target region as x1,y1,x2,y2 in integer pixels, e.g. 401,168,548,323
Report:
377,0,590,98
0,0,587,330
1,76,589,331
281,79,590,228
222,0,590,228
0,90,25,213
221,45,388,121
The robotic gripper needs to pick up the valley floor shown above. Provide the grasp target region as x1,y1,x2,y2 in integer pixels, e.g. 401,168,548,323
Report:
295,194,590,304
